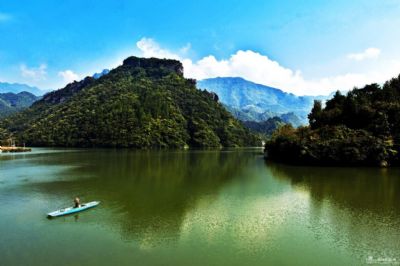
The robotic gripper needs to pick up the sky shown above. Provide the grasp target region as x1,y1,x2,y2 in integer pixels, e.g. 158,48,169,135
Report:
1,0,400,95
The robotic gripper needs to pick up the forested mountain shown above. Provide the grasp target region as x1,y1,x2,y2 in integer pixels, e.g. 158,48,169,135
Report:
0,57,259,148
0,92,39,118
0,82,44,96
197,77,327,126
265,75,400,166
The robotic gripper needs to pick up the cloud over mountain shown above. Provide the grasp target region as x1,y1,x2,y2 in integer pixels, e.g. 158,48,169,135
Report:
58,70,79,84
136,38,400,96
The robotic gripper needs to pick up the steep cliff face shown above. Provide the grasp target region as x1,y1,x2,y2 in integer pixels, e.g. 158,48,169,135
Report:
122,56,184,76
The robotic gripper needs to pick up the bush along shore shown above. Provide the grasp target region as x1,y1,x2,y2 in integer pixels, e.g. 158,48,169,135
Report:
265,75,400,167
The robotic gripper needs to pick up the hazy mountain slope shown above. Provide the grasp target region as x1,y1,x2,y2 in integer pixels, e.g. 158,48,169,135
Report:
198,77,327,125
93,69,110,79
0,92,39,118
242,117,285,136
0,82,44,96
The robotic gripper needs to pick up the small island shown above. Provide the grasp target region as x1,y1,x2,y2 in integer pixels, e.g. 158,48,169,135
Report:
265,75,400,167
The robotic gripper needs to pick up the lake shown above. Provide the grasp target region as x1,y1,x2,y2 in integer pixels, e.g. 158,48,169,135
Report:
1,148,399,265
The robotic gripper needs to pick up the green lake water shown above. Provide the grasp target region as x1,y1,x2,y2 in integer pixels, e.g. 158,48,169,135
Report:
1,148,399,265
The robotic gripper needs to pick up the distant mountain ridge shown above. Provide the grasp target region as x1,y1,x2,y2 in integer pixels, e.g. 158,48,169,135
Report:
0,91,39,118
93,69,110,79
0,82,44,96
197,77,327,126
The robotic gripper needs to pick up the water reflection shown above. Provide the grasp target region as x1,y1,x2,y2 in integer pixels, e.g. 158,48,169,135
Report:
29,150,257,243
268,162,400,212
2,149,400,265
268,162,400,260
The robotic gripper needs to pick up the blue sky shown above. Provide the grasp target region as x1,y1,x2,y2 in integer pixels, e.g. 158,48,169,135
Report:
1,0,400,95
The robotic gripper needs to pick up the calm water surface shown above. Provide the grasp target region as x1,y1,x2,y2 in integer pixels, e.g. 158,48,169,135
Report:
1,148,399,265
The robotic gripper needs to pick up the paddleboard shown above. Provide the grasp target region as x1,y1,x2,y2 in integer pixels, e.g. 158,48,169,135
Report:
47,201,100,218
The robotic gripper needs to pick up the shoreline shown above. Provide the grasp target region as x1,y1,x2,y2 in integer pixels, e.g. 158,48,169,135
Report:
0,146,32,153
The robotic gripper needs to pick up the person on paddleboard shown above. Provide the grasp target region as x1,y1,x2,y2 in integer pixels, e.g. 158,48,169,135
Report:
74,197,81,208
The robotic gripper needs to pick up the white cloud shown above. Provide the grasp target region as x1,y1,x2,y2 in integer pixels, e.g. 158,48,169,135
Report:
136,38,400,95
182,50,306,93
136,38,180,59
20,64,47,81
347,47,381,61
184,50,400,95
58,70,79,83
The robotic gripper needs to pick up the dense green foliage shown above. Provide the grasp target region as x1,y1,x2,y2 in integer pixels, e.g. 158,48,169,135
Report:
0,127,11,145
0,92,38,118
0,57,259,148
265,76,400,166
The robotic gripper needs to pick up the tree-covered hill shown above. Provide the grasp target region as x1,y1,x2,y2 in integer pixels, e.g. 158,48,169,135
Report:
265,75,400,166
0,56,259,148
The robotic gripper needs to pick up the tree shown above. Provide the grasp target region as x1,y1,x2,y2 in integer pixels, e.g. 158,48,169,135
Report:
308,100,322,129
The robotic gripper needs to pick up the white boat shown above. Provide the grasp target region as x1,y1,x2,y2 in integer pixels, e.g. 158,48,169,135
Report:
47,201,100,218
